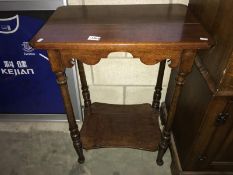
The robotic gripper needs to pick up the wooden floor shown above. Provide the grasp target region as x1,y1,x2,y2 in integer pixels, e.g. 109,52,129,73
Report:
80,103,161,151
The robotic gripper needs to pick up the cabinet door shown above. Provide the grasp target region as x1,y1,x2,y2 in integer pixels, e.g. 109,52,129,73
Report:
201,99,233,171
218,53,233,95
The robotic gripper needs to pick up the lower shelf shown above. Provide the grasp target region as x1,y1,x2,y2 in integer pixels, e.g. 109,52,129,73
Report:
80,102,161,151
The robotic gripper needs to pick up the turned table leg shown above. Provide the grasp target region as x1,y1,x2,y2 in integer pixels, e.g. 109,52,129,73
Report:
153,60,166,110
156,50,197,166
77,60,91,114
56,71,85,163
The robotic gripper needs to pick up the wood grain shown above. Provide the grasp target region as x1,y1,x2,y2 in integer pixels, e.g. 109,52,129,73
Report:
30,4,213,166
80,103,161,151
30,5,212,68
168,0,233,173
31,5,212,50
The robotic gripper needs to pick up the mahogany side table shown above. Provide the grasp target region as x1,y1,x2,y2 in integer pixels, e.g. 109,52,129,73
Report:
30,4,212,165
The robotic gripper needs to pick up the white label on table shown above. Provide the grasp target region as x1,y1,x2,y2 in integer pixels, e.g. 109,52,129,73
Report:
37,38,44,42
200,37,208,41
88,36,101,41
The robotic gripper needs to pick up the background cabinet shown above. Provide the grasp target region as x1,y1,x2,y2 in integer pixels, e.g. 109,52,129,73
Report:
166,0,233,174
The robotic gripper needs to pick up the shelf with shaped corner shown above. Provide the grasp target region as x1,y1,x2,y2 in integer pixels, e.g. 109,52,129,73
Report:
80,102,161,151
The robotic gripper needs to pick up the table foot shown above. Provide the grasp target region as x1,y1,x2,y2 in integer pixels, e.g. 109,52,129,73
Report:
70,127,85,164
156,130,170,166
78,157,85,164
156,159,164,166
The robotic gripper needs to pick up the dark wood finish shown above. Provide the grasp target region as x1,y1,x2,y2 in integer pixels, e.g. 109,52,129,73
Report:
217,53,233,96
80,103,160,151
60,49,182,68
30,4,212,69
165,1,233,174
195,56,216,93
48,50,85,164
170,134,233,175
30,5,211,165
77,60,91,114
160,102,168,126
153,60,166,110
31,5,211,49
165,59,213,169
157,50,197,165
189,0,233,87
203,99,233,171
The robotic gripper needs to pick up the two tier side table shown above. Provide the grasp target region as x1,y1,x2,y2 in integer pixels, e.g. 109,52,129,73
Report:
30,4,212,166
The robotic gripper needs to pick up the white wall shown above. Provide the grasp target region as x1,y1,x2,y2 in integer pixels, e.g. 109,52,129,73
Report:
69,0,189,105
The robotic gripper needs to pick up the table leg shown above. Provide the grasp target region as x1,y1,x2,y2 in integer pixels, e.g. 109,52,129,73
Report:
56,71,85,164
77,60,91,114
152,60,166,110
156,50,197,166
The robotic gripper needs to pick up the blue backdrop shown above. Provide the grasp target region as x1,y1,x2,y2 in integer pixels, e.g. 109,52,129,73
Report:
0,14,65,114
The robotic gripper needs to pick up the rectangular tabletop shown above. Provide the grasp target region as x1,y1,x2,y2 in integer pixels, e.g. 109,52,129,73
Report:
31,4,212,50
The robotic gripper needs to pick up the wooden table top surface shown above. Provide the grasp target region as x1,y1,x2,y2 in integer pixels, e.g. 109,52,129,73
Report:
31,4,213,50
